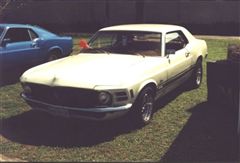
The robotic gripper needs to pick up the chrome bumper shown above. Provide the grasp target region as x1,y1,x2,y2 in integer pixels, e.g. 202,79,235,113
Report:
21,93,132,120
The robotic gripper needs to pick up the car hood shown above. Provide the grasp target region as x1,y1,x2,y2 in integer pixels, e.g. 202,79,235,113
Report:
21,53,156,89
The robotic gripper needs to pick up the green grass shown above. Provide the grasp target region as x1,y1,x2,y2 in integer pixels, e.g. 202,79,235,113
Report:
0,36,239,162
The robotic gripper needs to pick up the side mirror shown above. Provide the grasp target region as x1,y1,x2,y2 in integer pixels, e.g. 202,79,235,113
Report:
32,38,42,46
79,39,90,49
1,38,11,47
166,49,176,55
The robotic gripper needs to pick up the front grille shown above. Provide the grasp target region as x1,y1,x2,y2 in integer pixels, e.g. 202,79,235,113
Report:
28,83,99,108
114,91,128,101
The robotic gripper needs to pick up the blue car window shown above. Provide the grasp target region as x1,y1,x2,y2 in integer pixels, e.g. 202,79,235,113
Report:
4,28,31,43
28,29,39,40
0,27,4,37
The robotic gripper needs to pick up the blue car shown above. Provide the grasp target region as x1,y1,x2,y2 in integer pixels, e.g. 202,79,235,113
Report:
0,24,73,73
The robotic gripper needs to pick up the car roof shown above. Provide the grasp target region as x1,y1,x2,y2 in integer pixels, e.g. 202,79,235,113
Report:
0,24,36,29
100,24,186,33
0,23,56,37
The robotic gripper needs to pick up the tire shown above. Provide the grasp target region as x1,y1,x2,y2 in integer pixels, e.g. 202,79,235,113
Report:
190,60,203,89
47,51,60,62
130,87,155,126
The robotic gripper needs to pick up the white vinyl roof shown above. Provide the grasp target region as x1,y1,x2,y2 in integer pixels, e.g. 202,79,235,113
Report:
100,24,186,33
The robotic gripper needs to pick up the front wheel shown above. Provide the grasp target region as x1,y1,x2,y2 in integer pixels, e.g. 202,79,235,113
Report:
131,87,155,126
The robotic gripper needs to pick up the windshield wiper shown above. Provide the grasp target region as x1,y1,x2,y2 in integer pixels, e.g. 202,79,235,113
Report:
135,52,145,58
81,48,110,54
128,51,145,57
94,48,110,54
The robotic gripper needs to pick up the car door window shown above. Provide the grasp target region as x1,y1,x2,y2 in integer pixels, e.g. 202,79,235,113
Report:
0,27,4,37
165,31,188,54
28,29,39,40
4,28,31,43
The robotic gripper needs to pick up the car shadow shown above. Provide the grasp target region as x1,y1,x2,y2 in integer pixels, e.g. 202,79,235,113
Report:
160,102,239,162
0,109,137,147
0,69,24,87
0,84,187,148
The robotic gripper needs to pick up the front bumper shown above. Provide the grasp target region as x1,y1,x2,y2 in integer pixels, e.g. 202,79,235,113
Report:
21,93,132,120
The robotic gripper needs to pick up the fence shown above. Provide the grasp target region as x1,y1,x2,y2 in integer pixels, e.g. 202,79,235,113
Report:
1,0,239,35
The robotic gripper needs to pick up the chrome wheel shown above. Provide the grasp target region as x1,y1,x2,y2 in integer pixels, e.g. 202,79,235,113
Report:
141,92,154,123
129,87,155,126
190,60,203,89
196,66,202,86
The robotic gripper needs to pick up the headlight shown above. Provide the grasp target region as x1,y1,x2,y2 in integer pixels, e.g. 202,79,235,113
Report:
23,84,32,94
98,91,112,106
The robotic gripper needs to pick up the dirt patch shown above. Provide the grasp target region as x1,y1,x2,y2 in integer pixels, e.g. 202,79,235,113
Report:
0,154,26,162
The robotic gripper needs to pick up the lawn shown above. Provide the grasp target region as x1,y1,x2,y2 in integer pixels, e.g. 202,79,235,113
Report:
0,36,239,162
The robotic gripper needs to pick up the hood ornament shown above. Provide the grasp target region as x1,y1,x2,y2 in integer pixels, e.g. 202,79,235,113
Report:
50,76,57,86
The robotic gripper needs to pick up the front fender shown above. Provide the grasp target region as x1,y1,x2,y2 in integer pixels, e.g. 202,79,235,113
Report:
137,79,157,96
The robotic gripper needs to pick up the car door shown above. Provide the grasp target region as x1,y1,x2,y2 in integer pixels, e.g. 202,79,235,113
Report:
0,27,40,70
165,31,192,85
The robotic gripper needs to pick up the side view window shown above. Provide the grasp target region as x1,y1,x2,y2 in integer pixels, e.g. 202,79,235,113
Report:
4,28,31,43
28,29,39,40
165,31,188,54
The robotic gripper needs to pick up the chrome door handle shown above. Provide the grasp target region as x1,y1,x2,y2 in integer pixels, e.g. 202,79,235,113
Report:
185,52,190,57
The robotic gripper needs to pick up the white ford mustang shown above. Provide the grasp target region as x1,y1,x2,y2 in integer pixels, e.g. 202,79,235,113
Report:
20,24,207,125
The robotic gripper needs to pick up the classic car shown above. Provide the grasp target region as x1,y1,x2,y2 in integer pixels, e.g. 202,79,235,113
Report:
0,24,72,73
20,24,207,125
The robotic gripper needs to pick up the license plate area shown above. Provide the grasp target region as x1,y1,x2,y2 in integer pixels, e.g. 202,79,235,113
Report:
47,107,69,117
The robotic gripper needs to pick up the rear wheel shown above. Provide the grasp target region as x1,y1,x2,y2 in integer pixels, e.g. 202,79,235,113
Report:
130,87,155,126
47,50,61,62
190,60,203,89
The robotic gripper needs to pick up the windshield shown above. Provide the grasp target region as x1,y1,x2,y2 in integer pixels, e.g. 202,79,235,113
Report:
82,31,162,56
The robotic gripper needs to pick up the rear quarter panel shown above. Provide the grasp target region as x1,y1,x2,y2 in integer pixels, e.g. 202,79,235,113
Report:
195,39,207,59
187,38,208,64
44,36,73,57
182,28,207,64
